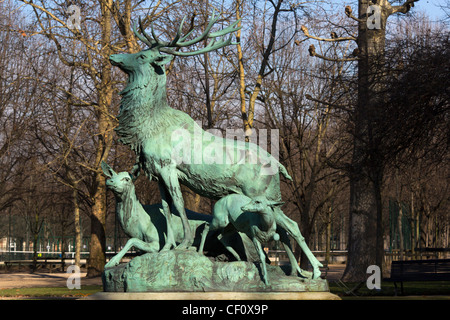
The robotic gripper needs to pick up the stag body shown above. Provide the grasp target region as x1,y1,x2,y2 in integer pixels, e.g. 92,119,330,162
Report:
109,12,322,278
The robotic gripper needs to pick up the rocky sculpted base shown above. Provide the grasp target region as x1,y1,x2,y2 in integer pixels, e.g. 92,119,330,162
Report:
102,250,329,293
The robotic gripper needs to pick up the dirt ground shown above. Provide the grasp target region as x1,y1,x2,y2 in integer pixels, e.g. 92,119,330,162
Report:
322,264,346,281
0,272,102,289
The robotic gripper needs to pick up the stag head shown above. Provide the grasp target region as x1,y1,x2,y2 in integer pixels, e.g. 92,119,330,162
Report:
109,11,241,75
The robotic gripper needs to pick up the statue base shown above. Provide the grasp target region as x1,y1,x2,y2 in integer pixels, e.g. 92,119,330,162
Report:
102,250,329,293
85,291,340,300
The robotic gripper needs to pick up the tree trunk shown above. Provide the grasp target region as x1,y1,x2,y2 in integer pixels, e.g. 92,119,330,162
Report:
73,183,81,267
87,171,108,277
32,211,39,272
235,0,248,138
343,162,381,281
398,202,404,260
60,224,66,272
87,92,114,277
325,206,332,265
86,0,114,277
342,0,388,282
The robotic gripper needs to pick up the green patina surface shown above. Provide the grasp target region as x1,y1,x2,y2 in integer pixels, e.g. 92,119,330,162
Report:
103,250,329,292
103,11,325,292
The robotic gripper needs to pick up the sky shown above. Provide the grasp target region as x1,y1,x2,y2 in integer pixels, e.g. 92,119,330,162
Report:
327,1,448,22
413,0,448,21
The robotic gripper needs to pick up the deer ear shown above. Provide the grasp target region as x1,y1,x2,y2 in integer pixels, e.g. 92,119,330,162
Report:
269,201,285,208
127,172,136,182
101,161,116,178
152,55,173,67
130,164,140,182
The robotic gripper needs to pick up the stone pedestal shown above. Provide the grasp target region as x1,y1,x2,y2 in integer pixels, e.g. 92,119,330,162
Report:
102,250,330,293
86,291,341,300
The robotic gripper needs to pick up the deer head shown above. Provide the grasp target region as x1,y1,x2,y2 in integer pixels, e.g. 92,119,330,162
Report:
241,196,285,213
101,161,135,198
109,11,241,76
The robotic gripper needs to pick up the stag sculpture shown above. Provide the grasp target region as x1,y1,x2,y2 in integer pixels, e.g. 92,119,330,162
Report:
109,11,322,278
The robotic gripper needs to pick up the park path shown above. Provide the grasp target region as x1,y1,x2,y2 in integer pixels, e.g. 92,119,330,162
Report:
0,272,102,289
324,264,346,281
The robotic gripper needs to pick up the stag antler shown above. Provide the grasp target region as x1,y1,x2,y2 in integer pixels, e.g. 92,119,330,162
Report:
134,10,241,56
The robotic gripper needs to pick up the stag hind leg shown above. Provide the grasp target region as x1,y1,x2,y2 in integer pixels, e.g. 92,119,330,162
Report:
272,207,323,279
277,227,312,278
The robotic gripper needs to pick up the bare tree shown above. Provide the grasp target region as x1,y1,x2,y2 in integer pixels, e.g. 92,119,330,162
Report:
20,0,190,276
302,0,422,281
234,0,304,141
0,2,43,214
258,25,349,267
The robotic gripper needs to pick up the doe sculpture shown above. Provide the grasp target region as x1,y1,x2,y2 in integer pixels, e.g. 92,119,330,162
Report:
101,161,213,268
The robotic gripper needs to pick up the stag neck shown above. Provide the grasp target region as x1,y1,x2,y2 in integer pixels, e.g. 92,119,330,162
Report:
120,66,170,109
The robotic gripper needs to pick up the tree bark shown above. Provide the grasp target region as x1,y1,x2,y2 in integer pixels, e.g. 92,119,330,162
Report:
343,0,419,282
87,87,114,277
73,182,81,267
235,0,248,137
87,171,108,276
342,0,389,282
87,0,115,277
325,206,332,265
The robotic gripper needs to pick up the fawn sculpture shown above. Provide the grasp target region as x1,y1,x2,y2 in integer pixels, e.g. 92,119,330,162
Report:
207,194,281,285
205,194,313,284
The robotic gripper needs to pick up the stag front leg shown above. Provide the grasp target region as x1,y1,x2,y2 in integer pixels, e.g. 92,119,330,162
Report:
158,182,177,251
160,170,193,250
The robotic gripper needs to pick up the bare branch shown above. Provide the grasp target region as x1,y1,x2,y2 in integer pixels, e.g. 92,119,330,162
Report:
301,25,356,42
308,44,358,62
344,5,363,22
389,0,420,15
305,94,352,112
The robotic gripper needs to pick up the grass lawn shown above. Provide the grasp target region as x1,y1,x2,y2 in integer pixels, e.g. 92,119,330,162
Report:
0,285,103,299
329,280,450,299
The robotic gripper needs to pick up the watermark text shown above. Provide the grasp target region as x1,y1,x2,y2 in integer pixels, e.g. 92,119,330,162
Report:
66,264,81,289
366,265,381,290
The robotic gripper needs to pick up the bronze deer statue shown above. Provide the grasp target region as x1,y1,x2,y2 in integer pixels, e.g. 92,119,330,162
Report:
109,11,323,279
